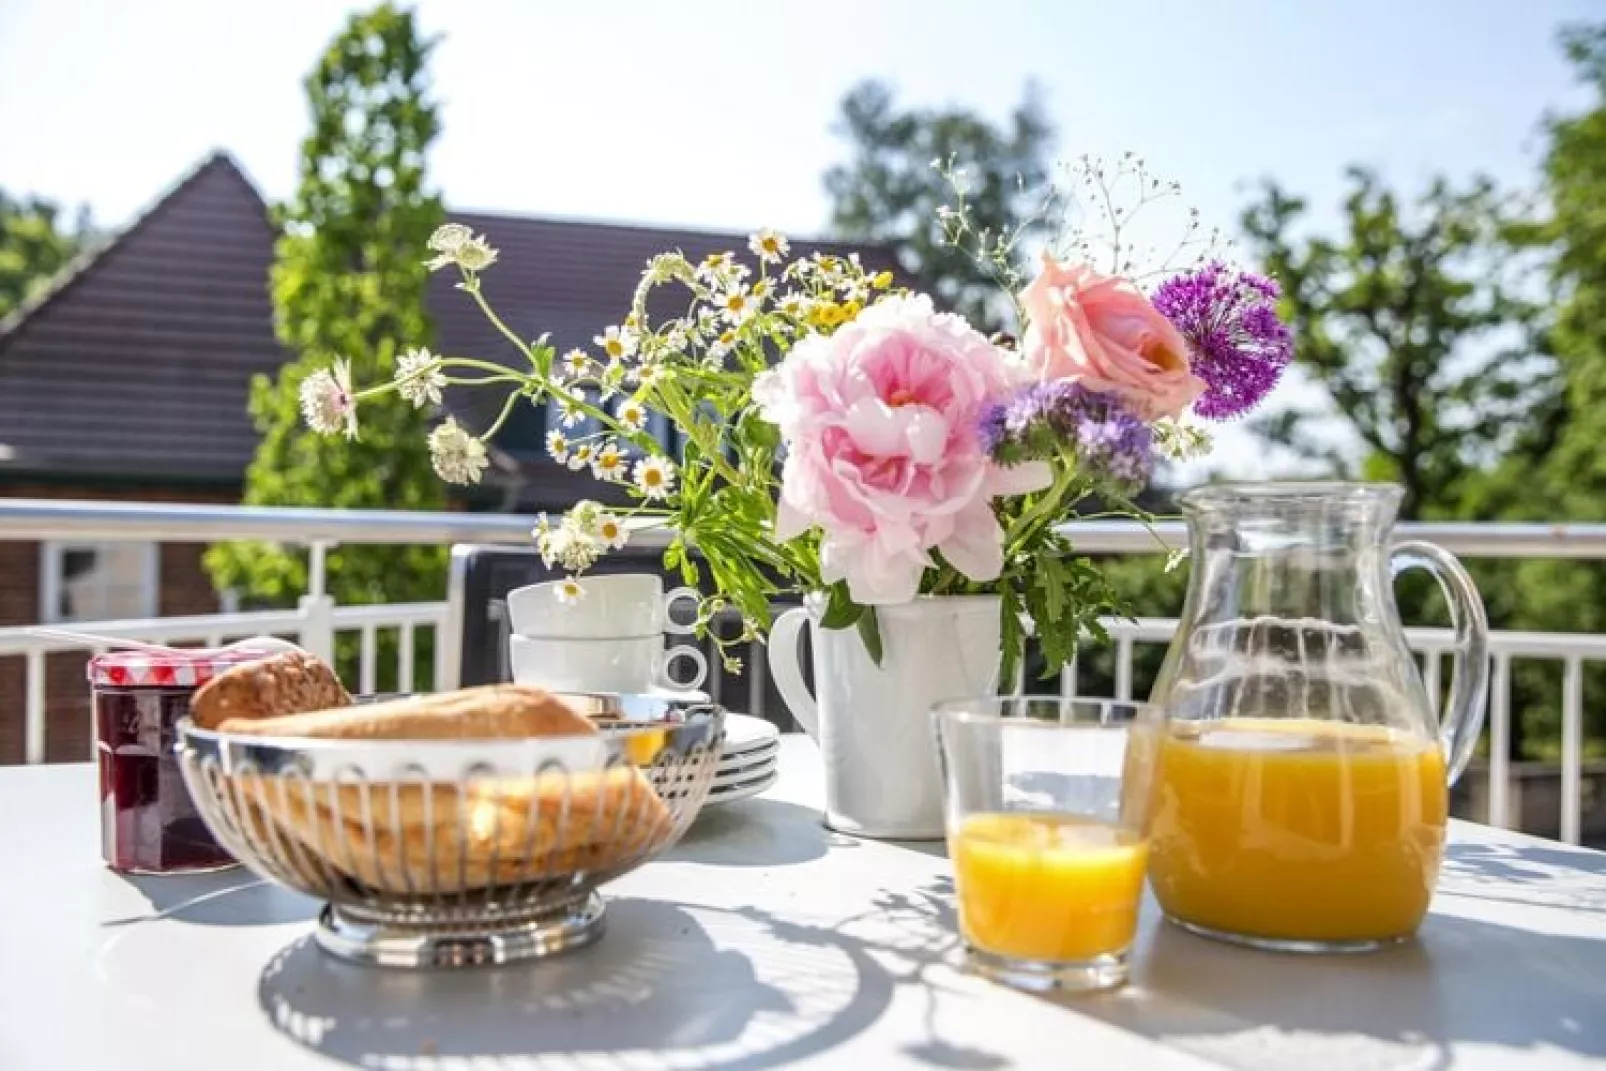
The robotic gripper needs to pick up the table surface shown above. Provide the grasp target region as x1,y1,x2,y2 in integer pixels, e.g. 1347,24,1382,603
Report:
4,737,1605,1071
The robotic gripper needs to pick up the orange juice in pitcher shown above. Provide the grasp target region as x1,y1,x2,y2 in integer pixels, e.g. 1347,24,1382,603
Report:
1148,483,1487,951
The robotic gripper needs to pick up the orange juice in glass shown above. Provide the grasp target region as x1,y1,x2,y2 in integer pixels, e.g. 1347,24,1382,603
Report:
935,698,1161,993
1148,717,1448,949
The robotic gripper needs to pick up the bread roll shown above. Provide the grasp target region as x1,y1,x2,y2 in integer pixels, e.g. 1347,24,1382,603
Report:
218,684,592,740
191,649,350,729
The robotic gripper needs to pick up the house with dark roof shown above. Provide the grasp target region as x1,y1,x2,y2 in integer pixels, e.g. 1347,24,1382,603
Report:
0,151,894,641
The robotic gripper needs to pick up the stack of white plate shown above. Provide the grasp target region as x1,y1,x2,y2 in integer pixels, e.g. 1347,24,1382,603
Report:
706,713,780,805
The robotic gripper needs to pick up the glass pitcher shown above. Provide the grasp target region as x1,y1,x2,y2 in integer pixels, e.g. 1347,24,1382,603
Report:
1147,482,1489,952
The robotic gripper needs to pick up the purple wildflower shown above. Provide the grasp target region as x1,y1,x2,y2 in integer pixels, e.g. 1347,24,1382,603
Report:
1152,261,1293,420
979,381,1155,489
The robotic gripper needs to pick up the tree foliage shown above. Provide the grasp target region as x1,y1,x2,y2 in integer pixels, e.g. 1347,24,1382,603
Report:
0,191,90,320
824,80,1054,331
1239,169,1550,520
206,3,446,614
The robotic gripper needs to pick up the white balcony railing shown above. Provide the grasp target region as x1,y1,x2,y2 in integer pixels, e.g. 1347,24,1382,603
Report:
3,499,1606,843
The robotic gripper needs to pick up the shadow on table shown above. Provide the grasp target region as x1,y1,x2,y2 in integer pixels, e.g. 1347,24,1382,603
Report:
671,799,834,866
1439,839,1606,914
1078,911,1606,1070
258,896,924,1070
104,871,320,928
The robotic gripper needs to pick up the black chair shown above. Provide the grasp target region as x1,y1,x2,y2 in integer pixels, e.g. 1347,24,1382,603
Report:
443,543,806,731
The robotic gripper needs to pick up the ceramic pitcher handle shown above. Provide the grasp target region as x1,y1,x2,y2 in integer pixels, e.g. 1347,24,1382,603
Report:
1391,541,1491,785
767,606,819,738
662,586,702,636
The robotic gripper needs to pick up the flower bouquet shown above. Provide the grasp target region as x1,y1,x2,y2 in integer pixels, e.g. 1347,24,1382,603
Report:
300,156,1291,691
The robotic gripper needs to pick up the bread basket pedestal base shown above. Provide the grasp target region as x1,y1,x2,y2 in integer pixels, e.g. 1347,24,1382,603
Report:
314,892,607,968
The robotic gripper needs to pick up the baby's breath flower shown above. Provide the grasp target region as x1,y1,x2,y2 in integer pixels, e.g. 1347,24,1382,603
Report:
567,442,595,472
395,348,446,409
299,358,358,439
545,429,571,463
594,325,637,362
591,440,628,481
616,398,648,432
595,513,630,551
748,228,790,264
560,349,590,379
554,577,586,605
633,455,676,500
428,418,488,485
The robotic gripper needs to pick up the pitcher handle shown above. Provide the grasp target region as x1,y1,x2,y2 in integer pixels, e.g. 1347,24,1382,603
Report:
1391,540,1490,785
767,606,819,738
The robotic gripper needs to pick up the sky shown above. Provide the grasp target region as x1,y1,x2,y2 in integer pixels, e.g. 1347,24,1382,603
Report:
1,0,1598,476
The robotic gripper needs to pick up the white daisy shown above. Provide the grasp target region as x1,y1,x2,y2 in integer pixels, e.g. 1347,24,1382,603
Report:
558,397,585,429
395,348,446,409
778,292,808,318
716,285,755,324
748,228,789,264
594,513,630,550
299,358,358,439
554,578,586,605
566,442,595,472
454,236,498,273
560,348,591,379
545,429,570,463
591,441,628,481
427,418,489,484
616,398,648,432
697,251,735,281
593,325,638,362
633,456,677,500
709,328,739,359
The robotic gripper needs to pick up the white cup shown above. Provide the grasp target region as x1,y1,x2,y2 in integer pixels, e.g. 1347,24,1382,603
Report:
506,574,701,640
508,634,708,694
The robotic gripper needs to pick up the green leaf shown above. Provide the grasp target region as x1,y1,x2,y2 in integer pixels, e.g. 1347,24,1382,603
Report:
818,581,864,630
856,606,884,666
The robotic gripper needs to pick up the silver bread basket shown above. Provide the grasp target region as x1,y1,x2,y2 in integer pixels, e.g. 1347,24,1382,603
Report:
176,693,725,968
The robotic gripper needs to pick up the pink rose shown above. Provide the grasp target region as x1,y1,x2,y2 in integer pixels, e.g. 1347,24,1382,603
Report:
755,295,1050,605
1020,252,1204,420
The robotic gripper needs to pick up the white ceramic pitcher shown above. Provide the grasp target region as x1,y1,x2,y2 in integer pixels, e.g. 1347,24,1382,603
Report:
768,594,1002,840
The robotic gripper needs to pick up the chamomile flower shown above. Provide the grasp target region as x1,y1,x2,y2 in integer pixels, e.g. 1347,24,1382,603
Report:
616,398,648,432
697,251,735,282
427,418,488,485
560,349,591,379
633,361,664,388
545,429,571,463
717,285,754,324
594,513,630,550
633,456,677,500
778,291,808,319
748,228,790,264
594,325,637,362
710,328,739,359
751,278,774,301
558,397,585,428
299,358,358,439
591,441,629,481
395,348,446,409
566,442,595,472
554,577,586,605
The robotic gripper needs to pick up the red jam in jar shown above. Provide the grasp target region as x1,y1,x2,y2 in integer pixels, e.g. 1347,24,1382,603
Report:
90,649,264,874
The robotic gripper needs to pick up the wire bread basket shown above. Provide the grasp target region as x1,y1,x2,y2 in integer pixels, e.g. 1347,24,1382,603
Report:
176,694,725,968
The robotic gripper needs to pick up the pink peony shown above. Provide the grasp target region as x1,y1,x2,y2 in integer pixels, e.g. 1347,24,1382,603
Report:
755,295,1049,605
1020,252,1205,420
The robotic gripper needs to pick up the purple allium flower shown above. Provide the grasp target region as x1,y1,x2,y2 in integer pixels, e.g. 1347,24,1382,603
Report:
1152,261,1293,420
981,381,1155,489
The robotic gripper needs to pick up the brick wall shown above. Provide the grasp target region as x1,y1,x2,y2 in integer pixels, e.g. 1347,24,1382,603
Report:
0,481,237,763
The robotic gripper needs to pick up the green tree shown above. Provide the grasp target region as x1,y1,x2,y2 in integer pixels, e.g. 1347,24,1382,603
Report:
0,192,90,319
824,80,1054,331
206,4,446,659
1239,169,1550,520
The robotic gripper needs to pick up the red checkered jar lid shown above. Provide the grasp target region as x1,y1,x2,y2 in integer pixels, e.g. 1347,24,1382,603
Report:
88,648,270,689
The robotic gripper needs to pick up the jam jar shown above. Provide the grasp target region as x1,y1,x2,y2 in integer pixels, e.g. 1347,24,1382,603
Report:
90,649,264,874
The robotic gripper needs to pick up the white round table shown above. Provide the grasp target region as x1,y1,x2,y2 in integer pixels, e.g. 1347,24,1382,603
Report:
2,736,1604,1069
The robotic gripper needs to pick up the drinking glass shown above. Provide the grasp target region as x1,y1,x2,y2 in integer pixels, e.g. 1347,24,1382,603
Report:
933,697,1161,993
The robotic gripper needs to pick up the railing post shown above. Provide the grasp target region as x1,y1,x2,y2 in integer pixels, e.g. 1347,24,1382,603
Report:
297,541,337,663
